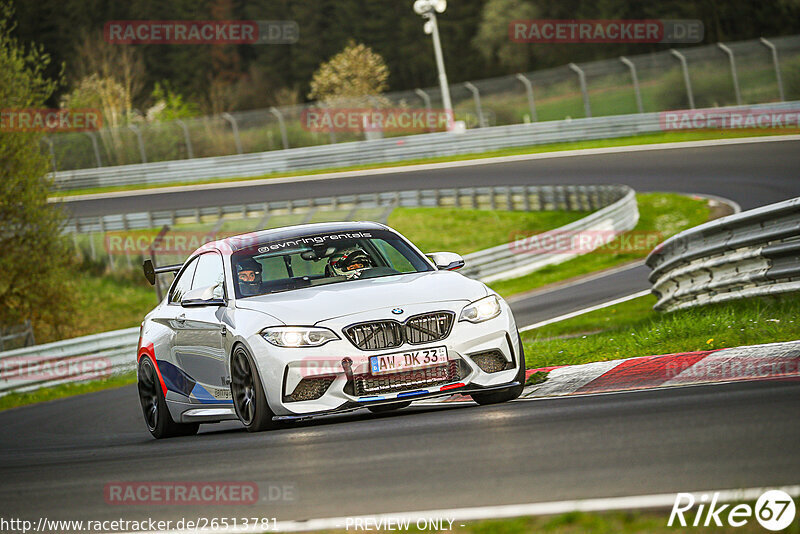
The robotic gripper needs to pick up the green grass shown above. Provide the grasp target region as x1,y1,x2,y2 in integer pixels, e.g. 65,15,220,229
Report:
0,372,136,412
490,193,712,298
50,129,795,198
30,269,157,344
387,207,588,255
521,293,800,370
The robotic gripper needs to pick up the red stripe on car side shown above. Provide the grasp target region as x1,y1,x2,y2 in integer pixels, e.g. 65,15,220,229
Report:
137,341,167,396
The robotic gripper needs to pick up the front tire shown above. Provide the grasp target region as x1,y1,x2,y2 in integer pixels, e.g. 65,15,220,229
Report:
138,356,199,439
470,335,526,406
231,345,276,432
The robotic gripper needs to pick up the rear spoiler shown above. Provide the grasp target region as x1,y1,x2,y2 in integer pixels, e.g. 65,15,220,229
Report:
143,259,183,286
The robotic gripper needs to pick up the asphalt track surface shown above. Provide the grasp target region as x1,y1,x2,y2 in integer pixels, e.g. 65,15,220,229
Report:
3,139,799,525
62,139,799,217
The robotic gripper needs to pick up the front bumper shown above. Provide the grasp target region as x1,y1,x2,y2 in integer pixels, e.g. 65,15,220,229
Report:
247,300,521,417
271,379,524,422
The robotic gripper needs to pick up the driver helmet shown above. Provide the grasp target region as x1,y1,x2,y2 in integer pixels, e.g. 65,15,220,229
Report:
327,247,374,277
236,258,262,296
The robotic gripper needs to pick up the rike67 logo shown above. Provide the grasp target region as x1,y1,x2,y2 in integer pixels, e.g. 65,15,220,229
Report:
669,490,796,530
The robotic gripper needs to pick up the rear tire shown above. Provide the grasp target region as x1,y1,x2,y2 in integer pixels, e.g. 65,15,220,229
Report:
367,401,412,414
471,335,526,406
138,356,199,439
231,345,276,432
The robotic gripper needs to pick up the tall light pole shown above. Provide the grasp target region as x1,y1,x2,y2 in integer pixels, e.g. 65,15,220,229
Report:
413,0,453,129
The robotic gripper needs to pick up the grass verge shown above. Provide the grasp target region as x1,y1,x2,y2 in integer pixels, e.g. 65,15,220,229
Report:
521,293,800,370
387,207,587,255
50,129,795,198
490,193,712,298
0,372,136,412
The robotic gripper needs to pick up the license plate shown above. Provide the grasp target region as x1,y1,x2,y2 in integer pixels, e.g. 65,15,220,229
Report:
369,346,448,376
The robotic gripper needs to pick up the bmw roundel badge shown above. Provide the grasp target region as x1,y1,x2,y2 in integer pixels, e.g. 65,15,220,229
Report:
391,308,404,315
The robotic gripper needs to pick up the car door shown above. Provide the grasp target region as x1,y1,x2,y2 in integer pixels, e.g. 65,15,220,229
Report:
173,252,230,401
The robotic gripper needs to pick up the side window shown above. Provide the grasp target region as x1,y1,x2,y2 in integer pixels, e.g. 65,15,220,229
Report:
192,253,225,298
169,258,198,304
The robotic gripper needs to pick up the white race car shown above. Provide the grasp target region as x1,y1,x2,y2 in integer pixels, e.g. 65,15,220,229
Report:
137,222,525,438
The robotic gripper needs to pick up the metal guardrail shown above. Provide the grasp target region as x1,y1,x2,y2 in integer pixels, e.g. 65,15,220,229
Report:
0,327,139,394
462,186,637,282
52,101,800,191
8,184,639,394
0,321,35,352
646,196,800,312
65,185,629,234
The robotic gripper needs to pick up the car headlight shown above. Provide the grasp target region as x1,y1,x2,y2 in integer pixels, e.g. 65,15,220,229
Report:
459,295,501,323
261,327,339,347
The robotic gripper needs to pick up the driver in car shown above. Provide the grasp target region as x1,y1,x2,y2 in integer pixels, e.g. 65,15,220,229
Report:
236,258,262,296
326,247,375,279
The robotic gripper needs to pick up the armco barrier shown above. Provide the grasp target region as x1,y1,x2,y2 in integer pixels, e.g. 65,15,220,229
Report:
52,101,800,191
646,196,800,311
0,327,139,394
462,186,637,282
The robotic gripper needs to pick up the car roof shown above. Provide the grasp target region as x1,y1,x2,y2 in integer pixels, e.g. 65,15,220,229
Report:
195,221,392,255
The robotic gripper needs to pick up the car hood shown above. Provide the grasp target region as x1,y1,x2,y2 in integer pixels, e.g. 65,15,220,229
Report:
234,270,488,325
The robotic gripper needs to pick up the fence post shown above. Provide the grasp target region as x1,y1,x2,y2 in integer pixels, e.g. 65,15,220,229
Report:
759,38,785,102
85,132,102,167
175,119,194,159
319,103,337,144
463,82,487,128
717,43,742,106
515,74,538,122
568,63,592,118
669,49,695,109
415,88,432,111
619,57,644,114
221,113,243,154
127,124,147,163
41,136,57,173
269,107,290,150
414,89,435,132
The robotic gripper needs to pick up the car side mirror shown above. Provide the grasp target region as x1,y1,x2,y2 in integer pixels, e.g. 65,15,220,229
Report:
427,252,465,271
181,285,226,307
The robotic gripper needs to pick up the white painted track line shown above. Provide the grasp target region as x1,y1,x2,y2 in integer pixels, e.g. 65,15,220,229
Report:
518,289,651,332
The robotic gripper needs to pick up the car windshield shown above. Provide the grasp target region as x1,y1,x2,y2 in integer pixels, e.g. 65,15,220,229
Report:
230,229,434,298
